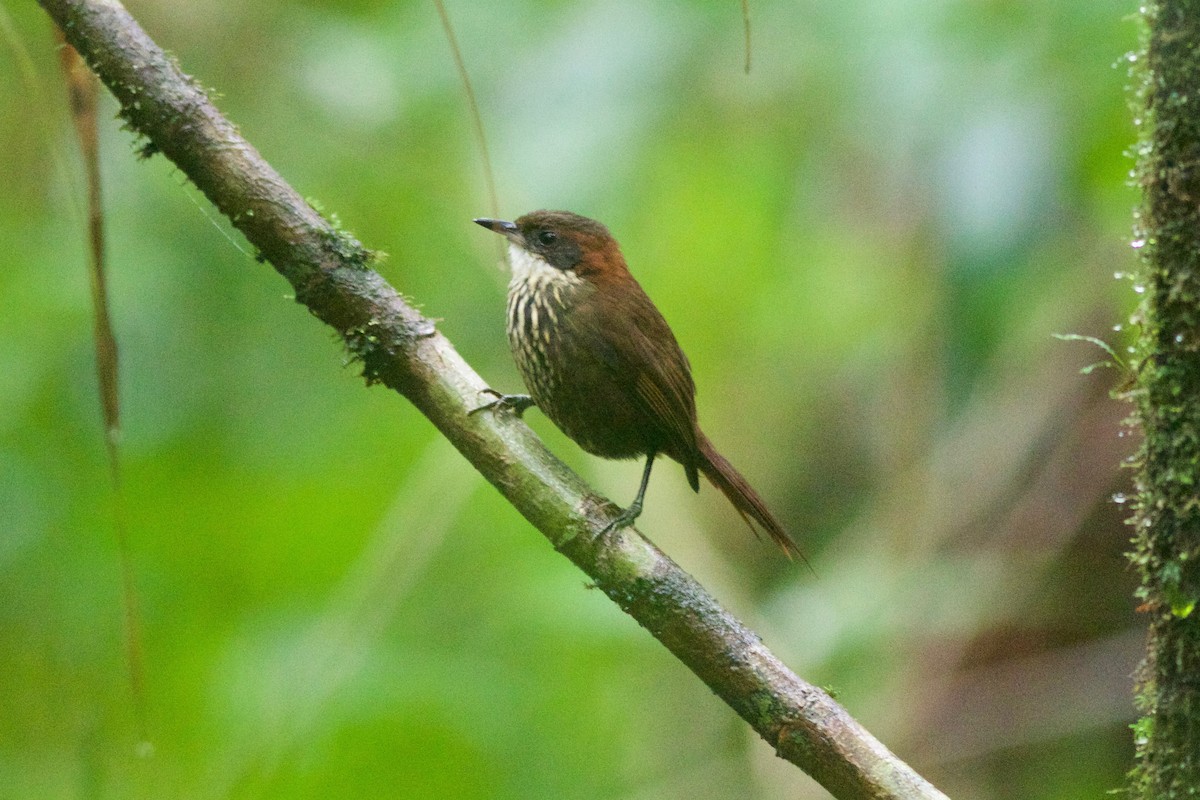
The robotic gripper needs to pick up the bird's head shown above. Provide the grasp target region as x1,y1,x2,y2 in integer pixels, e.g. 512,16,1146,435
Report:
474,210,627,284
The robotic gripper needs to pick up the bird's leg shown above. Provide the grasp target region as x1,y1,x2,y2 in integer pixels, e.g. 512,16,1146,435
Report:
600,453,656,536
469,387,535,417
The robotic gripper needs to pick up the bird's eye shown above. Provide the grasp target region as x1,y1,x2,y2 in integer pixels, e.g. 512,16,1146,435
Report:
537,230,558,246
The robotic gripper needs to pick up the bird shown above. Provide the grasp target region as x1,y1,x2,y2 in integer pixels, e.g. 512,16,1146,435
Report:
473,210,799,558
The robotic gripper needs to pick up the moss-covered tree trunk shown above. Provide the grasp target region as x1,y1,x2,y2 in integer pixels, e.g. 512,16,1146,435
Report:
1130,1,1200,794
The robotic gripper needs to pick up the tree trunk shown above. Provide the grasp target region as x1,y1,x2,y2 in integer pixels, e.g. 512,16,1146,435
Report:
1129,0,1200,794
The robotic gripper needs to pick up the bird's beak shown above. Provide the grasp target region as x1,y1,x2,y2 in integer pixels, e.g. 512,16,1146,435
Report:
474,218,521,243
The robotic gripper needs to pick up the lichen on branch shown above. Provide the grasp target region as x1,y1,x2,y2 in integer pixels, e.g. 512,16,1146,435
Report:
1127,0,1200,794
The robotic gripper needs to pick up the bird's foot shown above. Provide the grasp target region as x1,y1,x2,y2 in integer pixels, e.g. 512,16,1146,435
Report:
469,388,535,417
598,498,643,538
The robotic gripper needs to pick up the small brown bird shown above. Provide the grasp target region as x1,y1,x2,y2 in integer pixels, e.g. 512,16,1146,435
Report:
474,210,798,557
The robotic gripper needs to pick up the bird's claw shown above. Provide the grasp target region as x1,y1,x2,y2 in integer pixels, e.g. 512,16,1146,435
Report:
469,389,535,417
597,500,643,538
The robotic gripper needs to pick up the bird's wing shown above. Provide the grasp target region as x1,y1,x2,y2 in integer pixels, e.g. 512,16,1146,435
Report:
595,282,701,483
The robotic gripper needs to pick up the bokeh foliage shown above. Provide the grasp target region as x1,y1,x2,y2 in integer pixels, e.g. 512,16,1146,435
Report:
2,1,1141,797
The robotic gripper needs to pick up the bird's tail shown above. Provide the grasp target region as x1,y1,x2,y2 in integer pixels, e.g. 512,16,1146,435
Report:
697,435,804,562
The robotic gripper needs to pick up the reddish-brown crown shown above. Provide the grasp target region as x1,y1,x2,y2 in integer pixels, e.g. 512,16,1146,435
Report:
502,210,631,280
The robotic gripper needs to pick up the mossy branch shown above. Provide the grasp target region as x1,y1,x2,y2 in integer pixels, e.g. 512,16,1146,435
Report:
37,1,947,797
1128,0,1200,794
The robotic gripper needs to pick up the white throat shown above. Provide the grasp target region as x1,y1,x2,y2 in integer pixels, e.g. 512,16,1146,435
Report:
508,244,555,284
507,244,584,292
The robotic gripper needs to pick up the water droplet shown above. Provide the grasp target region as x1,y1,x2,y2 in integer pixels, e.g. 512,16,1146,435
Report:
1176,333,1185,343
1112,493,1128,504
1133,284,1146,294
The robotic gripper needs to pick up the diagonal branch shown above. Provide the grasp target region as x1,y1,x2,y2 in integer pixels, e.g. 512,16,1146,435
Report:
1128,0,1200,792
37,1,948,797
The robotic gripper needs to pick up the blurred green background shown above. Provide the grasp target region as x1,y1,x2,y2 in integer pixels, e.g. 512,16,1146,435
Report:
2,0,1143,797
